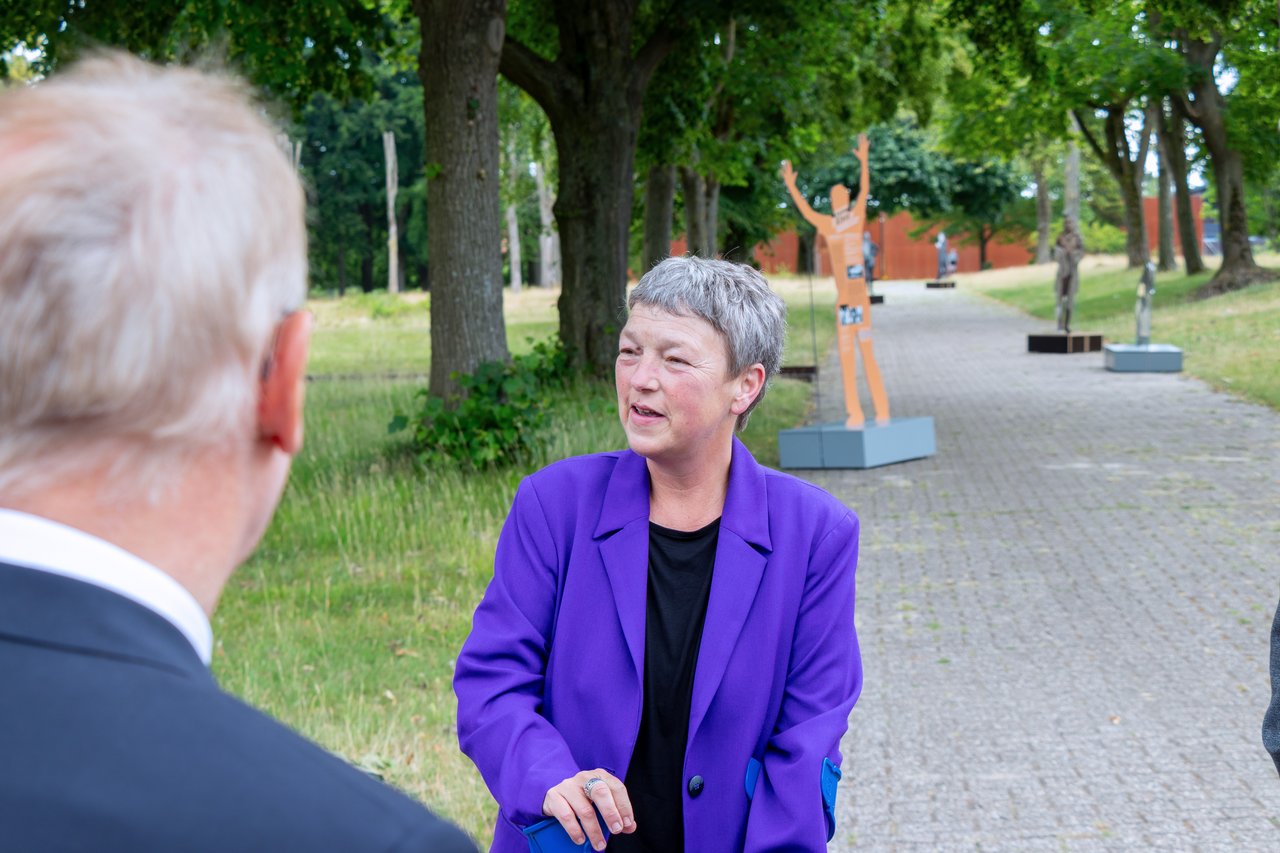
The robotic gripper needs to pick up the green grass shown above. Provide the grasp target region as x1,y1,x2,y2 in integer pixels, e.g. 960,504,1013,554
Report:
969,256,1280,411
212,285,818,844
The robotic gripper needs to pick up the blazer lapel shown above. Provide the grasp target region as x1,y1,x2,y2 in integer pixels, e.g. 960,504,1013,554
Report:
688,438,772,740
593,451,652,681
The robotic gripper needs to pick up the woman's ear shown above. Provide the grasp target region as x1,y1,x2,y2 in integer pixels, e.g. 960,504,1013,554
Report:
730,363,767,416
257,311,313,455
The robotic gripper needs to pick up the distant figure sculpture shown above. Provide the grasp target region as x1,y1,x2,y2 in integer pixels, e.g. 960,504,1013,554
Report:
1135,262,1156,346
947,248,958,276
1054,217,1085,333
863,231,878,291
782,134,889,428
935,232,948,280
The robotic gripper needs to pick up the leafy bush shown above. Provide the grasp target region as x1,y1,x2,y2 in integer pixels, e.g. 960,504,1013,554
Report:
1080,220,1128,254
389,337,574,468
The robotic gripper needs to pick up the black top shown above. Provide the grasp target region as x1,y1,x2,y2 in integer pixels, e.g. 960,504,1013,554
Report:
612,519,719,853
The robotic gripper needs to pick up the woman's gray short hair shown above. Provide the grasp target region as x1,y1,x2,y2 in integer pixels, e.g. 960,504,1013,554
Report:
628,256,786,430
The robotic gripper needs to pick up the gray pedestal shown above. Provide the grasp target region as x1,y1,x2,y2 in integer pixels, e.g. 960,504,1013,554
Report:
1104,343,1183,372
779,416,936,470
1027,332,1103,353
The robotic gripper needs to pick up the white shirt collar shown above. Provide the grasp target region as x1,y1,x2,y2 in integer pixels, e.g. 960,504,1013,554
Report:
0,508,213,665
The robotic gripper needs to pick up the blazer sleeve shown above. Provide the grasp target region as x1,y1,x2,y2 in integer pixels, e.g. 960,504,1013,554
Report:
453,478,580,828
744,510,862,852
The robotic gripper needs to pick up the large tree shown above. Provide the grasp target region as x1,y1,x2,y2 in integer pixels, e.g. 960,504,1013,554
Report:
500,1,685,374
414,0,511,397
1152,0,1280,293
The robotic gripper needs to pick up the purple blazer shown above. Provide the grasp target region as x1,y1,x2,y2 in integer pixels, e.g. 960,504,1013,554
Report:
454,438,862,852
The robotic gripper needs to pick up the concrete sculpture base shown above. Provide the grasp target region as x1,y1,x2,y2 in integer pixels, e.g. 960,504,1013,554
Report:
1104,343,1183,373
779,416,936,470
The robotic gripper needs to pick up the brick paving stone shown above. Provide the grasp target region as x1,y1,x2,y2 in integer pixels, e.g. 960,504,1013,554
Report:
791,280,1280,852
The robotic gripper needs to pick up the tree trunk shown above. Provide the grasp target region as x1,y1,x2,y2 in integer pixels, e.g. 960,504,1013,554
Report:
534,141,559,288
681,165,708,257
978,225,990,270
1177,35,1274,294
360,251,373,293
416,0,511,398
1159,98,1205,275
383,130,400,293
641,163,675,273
1033,157,1052,264
1156,134,1176,272
506,203,523,292
336,242,348,296
501,5,677,374
703,175,720,257
1064,137,1081,226
1074,105,1150,267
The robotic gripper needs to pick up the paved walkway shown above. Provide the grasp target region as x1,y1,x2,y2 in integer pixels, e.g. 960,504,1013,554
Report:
802,280,1280,851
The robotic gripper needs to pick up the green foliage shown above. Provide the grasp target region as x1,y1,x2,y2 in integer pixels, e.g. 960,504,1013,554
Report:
798,120,954,217
1079,219,1128,254
3,0,393,110
390,338,576,468
301,59,428,294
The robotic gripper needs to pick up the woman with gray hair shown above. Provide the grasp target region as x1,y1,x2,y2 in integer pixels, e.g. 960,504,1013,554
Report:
455,256,862,852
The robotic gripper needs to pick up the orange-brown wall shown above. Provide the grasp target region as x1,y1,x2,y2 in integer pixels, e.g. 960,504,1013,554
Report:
1143,193,1203,253
750,210,1032,279
671,195,1202,279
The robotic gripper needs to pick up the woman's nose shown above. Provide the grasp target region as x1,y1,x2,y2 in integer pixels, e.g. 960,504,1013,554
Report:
629,355,659,389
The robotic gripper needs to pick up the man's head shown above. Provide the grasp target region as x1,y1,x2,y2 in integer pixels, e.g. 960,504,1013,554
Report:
0,52,311,584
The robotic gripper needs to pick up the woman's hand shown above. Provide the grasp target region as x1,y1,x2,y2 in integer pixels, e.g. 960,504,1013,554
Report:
542,769,636,850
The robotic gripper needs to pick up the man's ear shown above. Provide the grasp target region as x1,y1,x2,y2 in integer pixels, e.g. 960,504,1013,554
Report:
257,311,313,455
730,363,767,416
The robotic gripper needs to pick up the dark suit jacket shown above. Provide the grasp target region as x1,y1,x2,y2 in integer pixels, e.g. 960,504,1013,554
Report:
1264,593,1280,775
0,561,476,852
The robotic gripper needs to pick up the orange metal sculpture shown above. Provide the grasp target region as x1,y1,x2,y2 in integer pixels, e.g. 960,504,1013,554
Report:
781,134,889,429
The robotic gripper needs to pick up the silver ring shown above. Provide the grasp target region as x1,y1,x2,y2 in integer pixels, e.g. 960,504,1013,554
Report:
583,777,605,799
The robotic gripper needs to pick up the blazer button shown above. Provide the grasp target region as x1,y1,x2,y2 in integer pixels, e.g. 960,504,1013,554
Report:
687,775,704,798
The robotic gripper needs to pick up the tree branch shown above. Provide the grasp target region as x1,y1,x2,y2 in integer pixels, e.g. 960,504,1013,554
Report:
500,36,573,121
628,22,680,110
1072,109,1109,167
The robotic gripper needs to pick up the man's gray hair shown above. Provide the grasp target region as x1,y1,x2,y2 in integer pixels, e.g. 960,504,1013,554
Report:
0,52,307,498
628,256,786,430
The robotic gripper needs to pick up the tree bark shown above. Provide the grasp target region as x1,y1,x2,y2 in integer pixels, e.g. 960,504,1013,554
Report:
704,175,720,257
506,203,523,292
534,138,559,288
383,131,400,293
1064,137,1081,226
641,163,675,273
1074,105,1150,268
336,242,348,296
502,4,677,373
1159,98,1205,275
360,250,373,293
680,164,709,257
416,0,511,398
505,134,522,293
1155,118,1177,272
1032,157,1052,264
